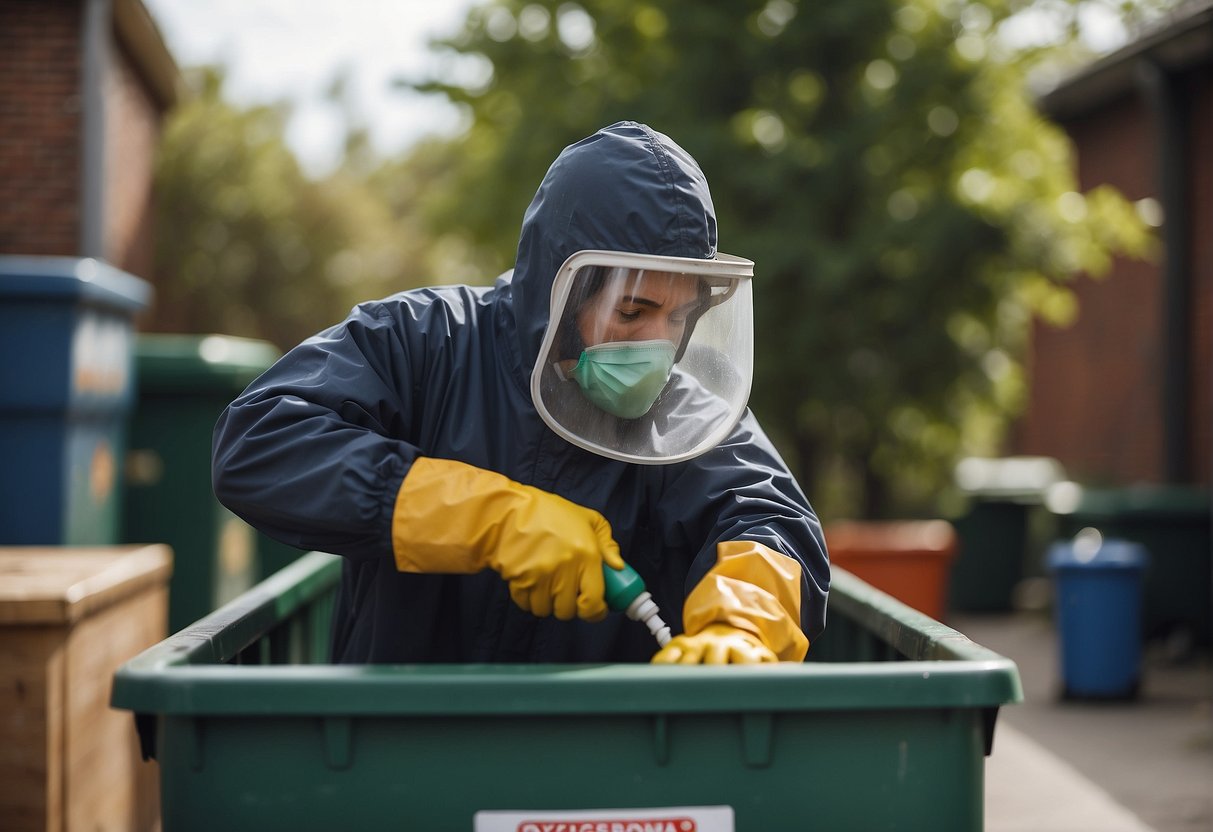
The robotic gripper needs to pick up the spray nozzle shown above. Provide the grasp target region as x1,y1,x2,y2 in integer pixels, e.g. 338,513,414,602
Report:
602,561,672,648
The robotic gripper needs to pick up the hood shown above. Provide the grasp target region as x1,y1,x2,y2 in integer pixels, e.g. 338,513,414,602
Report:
510,121,718,371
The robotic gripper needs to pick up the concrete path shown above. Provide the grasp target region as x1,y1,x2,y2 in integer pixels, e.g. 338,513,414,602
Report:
955,612,1212,832
986,723,1156,832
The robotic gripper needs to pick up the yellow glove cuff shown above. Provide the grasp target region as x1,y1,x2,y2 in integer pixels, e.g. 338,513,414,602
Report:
391,456,509,573
682,540,809,662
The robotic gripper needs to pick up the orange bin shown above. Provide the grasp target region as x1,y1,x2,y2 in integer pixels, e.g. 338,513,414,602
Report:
824,520,958,621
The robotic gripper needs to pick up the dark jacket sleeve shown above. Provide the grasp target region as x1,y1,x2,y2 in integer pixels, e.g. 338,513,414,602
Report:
212,302,422,559
655,410,830,644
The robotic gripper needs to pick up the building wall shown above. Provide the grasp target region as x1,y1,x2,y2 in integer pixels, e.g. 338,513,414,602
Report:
0,0,165,280
1186,69,1212,484
0,0,83,257
1014,64,1212,487
105,36,161,277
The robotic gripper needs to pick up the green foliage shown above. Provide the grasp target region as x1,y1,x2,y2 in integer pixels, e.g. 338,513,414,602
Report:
151,68,446,350
150,2,1162,519
411,0,1154,518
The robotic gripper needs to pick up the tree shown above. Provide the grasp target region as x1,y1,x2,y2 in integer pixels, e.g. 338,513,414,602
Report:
151,68,441,350
411,0,1153,518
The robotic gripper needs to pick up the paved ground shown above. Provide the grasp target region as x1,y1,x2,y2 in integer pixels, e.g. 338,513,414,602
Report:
951,612,1213,832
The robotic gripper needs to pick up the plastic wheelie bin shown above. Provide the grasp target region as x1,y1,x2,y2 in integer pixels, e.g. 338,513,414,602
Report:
948,456,1066,613
1047,530,1148,699
0,256,150,545
112,554,1023,831
121,333,293,633
1049,483,1210,648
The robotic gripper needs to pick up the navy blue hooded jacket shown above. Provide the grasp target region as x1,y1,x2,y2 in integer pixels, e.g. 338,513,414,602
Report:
212,122,829,663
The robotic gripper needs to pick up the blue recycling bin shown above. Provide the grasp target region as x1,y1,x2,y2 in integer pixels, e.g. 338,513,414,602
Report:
0,255,150,544
1047,532,1148,699
1050,484,1210,647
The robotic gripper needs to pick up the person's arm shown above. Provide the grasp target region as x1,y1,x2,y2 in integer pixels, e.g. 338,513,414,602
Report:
212,297,623,620
212,301,418,559
651,411,829,663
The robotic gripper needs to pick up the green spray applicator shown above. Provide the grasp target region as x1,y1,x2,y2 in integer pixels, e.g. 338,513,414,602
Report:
602,561,672,648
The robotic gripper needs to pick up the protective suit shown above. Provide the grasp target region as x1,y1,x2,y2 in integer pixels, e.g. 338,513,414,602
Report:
212,121,829,663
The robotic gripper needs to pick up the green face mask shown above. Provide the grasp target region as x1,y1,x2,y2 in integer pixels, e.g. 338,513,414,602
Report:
569,339,677,419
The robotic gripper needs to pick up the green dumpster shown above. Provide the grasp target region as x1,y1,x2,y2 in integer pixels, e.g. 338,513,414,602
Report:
1049,484,1211,648
948,456,1065,613
121,333,297,633
112,553,1023,831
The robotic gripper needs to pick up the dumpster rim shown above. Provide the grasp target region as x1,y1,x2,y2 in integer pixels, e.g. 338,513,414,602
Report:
111,657,1022,715
111,554,1023,716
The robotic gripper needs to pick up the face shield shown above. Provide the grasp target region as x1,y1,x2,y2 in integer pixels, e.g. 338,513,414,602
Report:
530,250,754,464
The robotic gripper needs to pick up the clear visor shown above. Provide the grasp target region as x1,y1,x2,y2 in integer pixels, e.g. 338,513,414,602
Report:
530,250,754,464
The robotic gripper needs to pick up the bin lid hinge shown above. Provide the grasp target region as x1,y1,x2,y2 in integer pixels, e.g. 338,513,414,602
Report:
981,707,1001,757
134,712,157,762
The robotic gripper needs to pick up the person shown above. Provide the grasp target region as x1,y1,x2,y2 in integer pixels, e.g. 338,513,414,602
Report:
212,121,829,664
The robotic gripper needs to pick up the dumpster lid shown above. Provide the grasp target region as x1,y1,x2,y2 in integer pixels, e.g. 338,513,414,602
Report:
135,333,282,391
0,545,172,624
1046,530,1148,571
0,255,151,312
955,456,1067,501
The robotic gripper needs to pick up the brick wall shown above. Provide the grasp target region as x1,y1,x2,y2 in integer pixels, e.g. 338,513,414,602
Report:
0,0,82,256
0,0,165,279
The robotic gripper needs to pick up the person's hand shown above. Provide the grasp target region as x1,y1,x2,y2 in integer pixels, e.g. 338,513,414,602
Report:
391,457,624,620
651,624,777,664
483,481,624,620
671,540,811,662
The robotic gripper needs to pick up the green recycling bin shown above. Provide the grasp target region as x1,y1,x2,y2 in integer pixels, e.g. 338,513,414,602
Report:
1050,484,1211,648
1,255,150,545
112,554,1023,831
121,333,297,633
948,457,1066,613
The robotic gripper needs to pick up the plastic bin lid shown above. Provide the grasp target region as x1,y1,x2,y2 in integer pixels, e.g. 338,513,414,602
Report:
1046,529,1148,572
135,333,282,391
954,456,1066,501
1048,483,1212,519
0,255,151,312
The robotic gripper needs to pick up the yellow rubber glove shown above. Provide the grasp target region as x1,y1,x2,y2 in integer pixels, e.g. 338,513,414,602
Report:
391,457,625,621
653,540,810,664
652,624,777,664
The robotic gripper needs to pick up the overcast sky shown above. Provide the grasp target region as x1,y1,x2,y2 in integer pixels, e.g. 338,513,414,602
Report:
145,0,482,175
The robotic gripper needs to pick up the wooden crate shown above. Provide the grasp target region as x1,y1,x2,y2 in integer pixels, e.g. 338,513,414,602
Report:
0,544,172,832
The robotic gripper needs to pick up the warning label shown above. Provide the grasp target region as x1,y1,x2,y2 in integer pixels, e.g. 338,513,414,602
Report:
474,806,734,832
516,821,692,832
